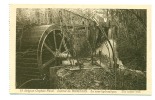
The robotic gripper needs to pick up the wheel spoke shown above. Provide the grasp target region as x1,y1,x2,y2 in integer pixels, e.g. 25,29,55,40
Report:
44,42,55,56
58,32,63,37
57,32,68,52
59,36,64,51
42,58,55,69
63,39,68,51
53,30,57,50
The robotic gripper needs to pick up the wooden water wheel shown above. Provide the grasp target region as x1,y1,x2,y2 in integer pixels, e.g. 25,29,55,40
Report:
16,24,73,88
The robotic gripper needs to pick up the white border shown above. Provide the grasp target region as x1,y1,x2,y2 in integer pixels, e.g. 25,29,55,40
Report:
0,0,155,100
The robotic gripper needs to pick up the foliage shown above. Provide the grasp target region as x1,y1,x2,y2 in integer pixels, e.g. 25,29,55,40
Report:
55,66,146,90
108,9,147,71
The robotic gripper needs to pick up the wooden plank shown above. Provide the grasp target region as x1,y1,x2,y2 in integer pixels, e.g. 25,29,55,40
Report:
16,62,38,68
49,67,58,89
17,58,37,63
17,70,40,75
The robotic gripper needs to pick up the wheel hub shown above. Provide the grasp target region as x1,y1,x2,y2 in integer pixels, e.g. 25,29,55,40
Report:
55,50,71,58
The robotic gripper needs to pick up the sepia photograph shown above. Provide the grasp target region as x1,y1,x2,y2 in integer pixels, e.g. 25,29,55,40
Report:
9,5,151,94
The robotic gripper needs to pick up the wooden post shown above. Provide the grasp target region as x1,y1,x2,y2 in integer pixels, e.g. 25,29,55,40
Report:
50,67,57,89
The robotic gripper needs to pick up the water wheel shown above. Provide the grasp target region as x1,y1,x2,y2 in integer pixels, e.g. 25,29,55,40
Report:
16,25,72,88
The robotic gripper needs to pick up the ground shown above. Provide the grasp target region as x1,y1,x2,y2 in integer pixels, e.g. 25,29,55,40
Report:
50,57,146,90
